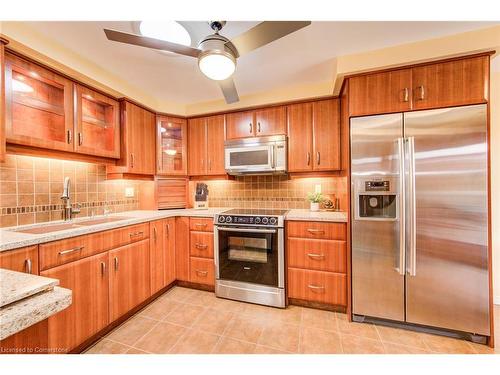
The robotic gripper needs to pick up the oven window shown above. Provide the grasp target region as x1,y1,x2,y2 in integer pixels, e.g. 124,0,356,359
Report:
218,229,278,287
229,150,269,167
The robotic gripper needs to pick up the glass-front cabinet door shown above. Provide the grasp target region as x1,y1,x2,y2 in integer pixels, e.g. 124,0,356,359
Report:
75,84,120,158
4,52,74,152
157,116,187,175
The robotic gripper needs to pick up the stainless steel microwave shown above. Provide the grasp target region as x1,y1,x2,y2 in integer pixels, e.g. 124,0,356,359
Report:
224,135,287,175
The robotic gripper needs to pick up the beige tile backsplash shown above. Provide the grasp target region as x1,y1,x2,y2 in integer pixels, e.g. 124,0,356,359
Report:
188,175,347,211
0,154,140,228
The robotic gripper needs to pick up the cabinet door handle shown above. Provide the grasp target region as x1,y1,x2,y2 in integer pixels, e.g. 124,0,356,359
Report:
58,246,84,256
307,253,325,259
316,151,320,165
114,257,119,271
195,243,208,250
153,227,157,241
129,231,144,238
257,122,261,133
403,87,409,102
249,123,253,134
166,223,170,237
101,262,106,276
307,152,311,166
130,153,135,168
196,269,208,276
417,85,425,100
67,130,72,144
307,229,325,234
78,132,83,146
24,259,32,274
307,284,325,291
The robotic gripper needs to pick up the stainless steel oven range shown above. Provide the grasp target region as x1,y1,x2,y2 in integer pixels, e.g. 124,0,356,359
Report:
214,209,287,308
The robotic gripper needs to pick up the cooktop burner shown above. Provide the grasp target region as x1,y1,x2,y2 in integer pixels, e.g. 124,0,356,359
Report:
222,209,288,216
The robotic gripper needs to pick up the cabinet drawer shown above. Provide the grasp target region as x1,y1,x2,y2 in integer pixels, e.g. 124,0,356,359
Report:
288,268,346,306
0,245,39,275
189,257,215,286
40,236,90,270
117,223,150,245
190,231,214,258
287,238,346,273
286,221,346,240
189,218,213,232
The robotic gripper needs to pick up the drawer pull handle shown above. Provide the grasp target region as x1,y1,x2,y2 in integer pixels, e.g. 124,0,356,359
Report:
307,229,325,234
307,284,325,291
153,227,157,241
59,246,84,256
129,231,144,237
195,243,208,250
196,270,208,276
25,259,33,274
101,262,106,276
194,223,207,227
307,253,325,259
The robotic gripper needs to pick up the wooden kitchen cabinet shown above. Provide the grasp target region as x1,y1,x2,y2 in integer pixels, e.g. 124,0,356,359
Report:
288,268,346,305
287,99,340,172
226,106,286,139
189,231,214,258
189,257,215,286
74,84,120,159
411,55,489,110
188,114,225,176
0,245,39,274
109,238,151,321
4,52,74,152
163,218,176,286
348,68,412,116
157,116,187,176
109,100,156,176
175,217,190,282
41,252,109,353
149,218,176,293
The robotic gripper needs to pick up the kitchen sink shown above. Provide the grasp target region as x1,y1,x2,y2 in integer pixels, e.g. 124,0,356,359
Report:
10,216,132,234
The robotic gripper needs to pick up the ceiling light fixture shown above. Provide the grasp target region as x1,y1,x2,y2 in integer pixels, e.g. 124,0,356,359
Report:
197,26,237,81
139,21,191,46
164,149,177,156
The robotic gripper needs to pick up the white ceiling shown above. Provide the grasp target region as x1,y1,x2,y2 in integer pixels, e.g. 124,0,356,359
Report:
24,21,499,104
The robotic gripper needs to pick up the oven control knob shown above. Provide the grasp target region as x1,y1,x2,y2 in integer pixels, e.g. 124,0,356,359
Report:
218,216,226,223
254,217,261,224
261,217,269,225
226,216,233,223
269,217,277,225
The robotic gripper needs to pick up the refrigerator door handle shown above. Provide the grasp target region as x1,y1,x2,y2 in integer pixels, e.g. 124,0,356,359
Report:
397,137,406,275
407,136,417,276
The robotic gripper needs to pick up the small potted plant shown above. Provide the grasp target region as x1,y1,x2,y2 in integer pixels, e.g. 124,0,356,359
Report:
307,192,325,212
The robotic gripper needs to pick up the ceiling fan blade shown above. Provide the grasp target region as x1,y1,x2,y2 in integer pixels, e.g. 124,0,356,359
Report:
219,78,239,104
229,21,311,56
103,29,201,58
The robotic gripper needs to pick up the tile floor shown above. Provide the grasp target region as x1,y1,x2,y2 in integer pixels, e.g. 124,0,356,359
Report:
85,287,500,354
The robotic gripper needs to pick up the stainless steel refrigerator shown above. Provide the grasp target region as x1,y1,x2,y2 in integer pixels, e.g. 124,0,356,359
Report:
350,104,490,340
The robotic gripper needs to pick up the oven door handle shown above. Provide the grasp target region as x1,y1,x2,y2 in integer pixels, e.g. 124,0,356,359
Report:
216,227,277,234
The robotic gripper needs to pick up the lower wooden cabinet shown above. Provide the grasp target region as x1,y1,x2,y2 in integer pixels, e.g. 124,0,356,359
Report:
163,218,176,286
40,252,109,353
175,217,190,282
287,238,346,273
109,239,151,322
150,218,176,294
189,231,214,258
287,268,346,305
0,245,39,274
189,257,215,286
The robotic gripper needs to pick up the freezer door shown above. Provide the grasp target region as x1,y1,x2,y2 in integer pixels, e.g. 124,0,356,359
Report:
404,104,490,335
351,113,405,321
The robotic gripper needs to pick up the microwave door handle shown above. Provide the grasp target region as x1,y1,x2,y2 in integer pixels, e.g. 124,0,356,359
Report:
270,145,276,169
217,227,277,234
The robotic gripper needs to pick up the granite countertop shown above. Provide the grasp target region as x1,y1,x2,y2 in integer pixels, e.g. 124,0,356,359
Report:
285,209,348,222
0,208,348,252
0,269,72,341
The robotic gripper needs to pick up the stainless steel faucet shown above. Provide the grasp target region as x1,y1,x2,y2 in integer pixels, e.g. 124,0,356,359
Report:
61,177,81,221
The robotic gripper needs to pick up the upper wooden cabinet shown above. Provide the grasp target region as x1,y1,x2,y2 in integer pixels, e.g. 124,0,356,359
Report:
348,55,490,116
74,84,120,158
112,100,156,175
287,99,341,172
226,106,286,139
411,55,489,110
4,52,74,152
348,69,412,117
188,114,225,176
156,116,187,176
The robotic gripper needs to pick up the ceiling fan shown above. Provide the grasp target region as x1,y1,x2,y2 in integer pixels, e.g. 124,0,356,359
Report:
103,21,311,104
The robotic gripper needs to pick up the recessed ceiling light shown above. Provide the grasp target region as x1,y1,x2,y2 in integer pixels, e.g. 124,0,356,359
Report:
139,21,191,46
